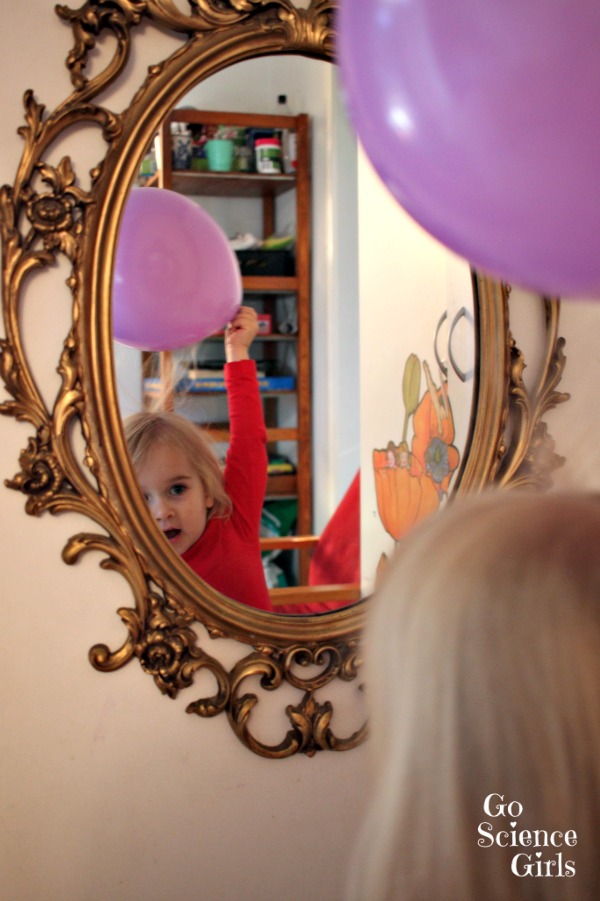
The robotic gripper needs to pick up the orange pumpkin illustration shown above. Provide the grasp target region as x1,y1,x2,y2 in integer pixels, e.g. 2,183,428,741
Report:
373,357,460,545
373,443,423,541
411,361,459,497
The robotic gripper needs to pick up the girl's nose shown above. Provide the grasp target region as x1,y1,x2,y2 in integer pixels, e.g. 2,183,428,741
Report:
150,495,172,522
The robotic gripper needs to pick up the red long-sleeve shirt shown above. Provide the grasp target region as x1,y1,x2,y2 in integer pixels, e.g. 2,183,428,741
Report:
182,359,272,612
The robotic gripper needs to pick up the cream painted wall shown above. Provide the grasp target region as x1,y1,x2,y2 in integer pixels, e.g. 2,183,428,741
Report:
0,5,369,901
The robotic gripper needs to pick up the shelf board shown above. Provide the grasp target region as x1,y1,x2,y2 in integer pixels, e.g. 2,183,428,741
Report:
267,428,298,441
242,275,297,293
256,334,297,341
171,170,296,198
205,427,298,442
168,109,299,130
203,334,296,343
266,473,297,496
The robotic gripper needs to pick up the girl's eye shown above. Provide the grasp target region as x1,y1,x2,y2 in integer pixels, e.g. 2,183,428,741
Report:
170,483,186,497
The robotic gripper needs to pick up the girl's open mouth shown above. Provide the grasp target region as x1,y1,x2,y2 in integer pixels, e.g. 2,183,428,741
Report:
164,528,181,541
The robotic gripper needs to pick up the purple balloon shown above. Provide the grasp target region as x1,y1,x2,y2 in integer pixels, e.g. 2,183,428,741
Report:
338,0,600,298
113,188,241,350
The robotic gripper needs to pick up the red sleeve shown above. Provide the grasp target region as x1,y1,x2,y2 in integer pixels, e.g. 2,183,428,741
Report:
223,360,268,539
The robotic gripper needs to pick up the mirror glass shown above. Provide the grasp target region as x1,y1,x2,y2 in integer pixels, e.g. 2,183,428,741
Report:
113,54,476,613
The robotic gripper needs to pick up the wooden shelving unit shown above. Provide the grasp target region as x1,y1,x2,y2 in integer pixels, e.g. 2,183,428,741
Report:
150,108,313,572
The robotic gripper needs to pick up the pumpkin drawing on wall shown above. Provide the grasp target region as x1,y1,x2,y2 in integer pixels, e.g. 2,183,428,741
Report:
373,354,460,543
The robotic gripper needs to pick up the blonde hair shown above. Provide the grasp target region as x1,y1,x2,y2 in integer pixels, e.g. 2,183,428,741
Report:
123,411,232,520
348,489,600,901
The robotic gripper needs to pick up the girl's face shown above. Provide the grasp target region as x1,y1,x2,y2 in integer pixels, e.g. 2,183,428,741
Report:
136,442,214,555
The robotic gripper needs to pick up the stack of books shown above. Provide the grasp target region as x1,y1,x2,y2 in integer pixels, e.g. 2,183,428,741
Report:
144,368,295,397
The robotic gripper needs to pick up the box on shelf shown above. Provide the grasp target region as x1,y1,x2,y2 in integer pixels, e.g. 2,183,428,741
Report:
256,375,295,392
236,249,295,277
257,314,272,335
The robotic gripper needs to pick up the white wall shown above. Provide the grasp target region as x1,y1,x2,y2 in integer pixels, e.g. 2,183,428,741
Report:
0,5,369,900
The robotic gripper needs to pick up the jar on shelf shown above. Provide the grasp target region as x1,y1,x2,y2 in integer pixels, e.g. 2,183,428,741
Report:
172,125,192,170
234,143,253,172
277,95,297,173
255,137,283,174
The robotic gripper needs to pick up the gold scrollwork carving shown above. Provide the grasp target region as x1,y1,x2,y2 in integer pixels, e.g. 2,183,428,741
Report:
0,0,568,758
498,295,570,489
204,641,366,758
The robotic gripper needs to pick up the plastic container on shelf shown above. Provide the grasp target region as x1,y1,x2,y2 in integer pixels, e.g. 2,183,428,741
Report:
283,130,297,172
204,139,234,172
255,137,282,174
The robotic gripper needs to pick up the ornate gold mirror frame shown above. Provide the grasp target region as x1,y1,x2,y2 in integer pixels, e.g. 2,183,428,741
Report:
0,0,568,758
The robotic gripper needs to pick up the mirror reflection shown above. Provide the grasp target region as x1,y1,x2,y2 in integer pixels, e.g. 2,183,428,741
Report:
114,55,476,613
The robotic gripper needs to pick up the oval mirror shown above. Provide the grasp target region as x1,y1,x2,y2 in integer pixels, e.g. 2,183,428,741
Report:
112,53,496,616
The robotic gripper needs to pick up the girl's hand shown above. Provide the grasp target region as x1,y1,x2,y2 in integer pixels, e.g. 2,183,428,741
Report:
225,305,259,362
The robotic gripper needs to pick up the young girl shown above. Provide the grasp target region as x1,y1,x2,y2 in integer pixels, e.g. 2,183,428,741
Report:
124,306,272,612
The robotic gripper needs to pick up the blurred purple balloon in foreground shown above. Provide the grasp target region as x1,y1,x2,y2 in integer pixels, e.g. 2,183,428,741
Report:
113,188,241,350
338,0,600,298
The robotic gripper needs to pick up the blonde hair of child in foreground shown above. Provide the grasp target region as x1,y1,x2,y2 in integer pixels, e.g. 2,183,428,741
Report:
348,489,600,901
